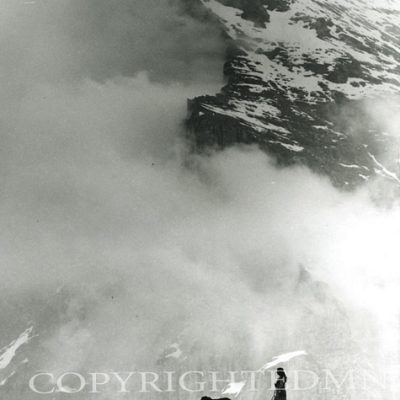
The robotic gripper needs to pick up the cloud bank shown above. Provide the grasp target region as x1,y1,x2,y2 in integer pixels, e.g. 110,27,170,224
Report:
0,1,399,399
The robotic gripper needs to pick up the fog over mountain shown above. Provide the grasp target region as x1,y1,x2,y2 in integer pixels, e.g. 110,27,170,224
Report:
1,1,400,399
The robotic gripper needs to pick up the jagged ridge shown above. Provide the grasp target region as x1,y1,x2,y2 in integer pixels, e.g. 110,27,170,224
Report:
186,0,400,188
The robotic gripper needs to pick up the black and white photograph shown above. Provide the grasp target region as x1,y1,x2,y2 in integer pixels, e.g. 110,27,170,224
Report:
1,0,400,399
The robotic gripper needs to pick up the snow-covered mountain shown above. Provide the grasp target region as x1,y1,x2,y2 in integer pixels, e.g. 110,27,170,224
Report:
183,5,400,396
186,0,400,188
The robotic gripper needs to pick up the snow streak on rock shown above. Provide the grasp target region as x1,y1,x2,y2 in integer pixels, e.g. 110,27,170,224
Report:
258,350,308,372
187,0,400,188
0,327,34,387
0,327,33,370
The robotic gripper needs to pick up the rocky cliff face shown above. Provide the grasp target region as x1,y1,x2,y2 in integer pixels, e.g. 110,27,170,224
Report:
186,0,400,188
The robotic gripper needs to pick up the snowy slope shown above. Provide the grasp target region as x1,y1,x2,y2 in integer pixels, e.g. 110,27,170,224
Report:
186,0,400,188
0,327,33,388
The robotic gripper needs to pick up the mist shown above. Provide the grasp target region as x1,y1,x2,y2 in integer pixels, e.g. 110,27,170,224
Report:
1,1,400,399
0,0,226,85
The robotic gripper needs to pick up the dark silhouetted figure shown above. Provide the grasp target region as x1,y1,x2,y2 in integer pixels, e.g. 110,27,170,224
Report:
272,368,287,400
201,397,230,400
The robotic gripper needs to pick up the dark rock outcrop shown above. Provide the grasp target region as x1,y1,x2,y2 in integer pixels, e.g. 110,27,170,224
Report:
186,0,400,189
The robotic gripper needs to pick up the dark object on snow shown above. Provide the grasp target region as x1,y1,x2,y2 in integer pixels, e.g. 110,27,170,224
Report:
201,397,231,400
